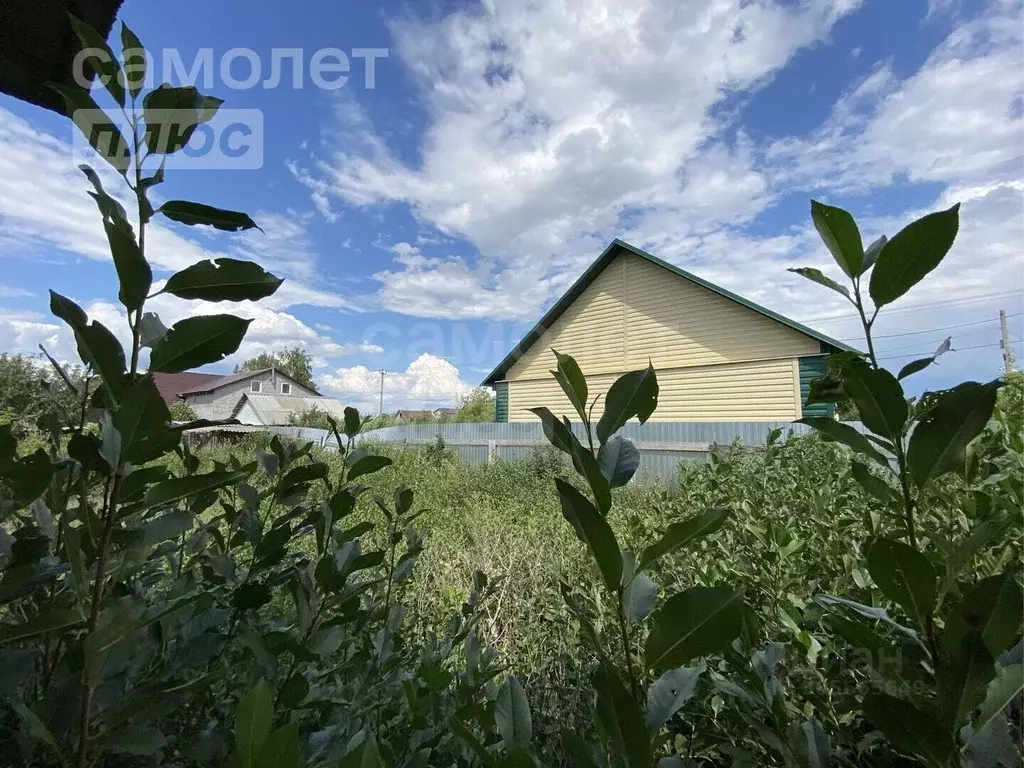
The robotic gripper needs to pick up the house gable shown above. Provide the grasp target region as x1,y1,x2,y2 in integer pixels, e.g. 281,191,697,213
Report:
484,239,854,385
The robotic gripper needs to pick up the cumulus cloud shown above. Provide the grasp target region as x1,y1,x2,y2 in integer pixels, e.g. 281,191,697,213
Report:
319,352,472,411
291,0,1022,366
291,0,861,316
0,106,358,311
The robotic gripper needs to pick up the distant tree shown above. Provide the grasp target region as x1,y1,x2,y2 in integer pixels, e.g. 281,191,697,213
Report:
235,347,314,388
287,406,335,430
0,353,88,430
168,400,198,422
455,388,495,422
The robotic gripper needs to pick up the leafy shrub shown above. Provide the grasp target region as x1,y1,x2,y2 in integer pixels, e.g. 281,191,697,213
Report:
0,21,521,767
169,399,198,422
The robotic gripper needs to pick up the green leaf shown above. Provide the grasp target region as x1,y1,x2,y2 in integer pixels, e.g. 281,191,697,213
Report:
862,235,887,273
787,267,850,299
137,509,194,549
338,729,383,768
344,406,361,437
791,719,830,768
568,433,611,513
139,312,168,348
120,23,147,98
551,349,589,424
866,537,936,628
528,406,575,453
624,570,658,621
599,434,641,488
561,730,600,768
347,450,393,481
233,583,272,611
593,663,652,768
596,364,658,444
450,718,496,768
971,663,1023,738
69,13,126,106
945,571,1023,659
636,509,730,573
795,417,889,465
937,631,995,731
49,84,131,174
10,699,66,766
850,460,898,505
495,676,533,748
814,594,919,639
49,291,126,400
255,722,299,768
144,469,250,508
149,314,252,373
644,587,745,670
143,84,222,154
810,200,864,278
897,337,951,380
162,258,283,302
277,463,329,498
645,660,705,731
100,218,151,311
863,693,955,766
158,200,261,232
841,364,907,441
116,376,175,463
0,607,85,645
555,478,621,592
869,204,960,307
79,164,131,231
234,678,272,768
907,380,1000,487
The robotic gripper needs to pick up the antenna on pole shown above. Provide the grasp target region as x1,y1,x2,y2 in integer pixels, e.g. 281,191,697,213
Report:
378,370,386,415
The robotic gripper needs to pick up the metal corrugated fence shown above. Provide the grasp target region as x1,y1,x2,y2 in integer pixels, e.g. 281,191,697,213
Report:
336,421,869,483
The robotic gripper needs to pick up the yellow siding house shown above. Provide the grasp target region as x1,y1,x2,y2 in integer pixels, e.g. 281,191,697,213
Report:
482,240,853,422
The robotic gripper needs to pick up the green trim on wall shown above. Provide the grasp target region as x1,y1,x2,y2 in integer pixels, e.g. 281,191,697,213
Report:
494,382,508,423
798,355,835,418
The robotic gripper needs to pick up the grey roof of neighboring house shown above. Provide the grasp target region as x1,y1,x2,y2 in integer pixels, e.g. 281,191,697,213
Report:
482,239,857,386
231,393,348,426
180,367,322,396
396,409,435,420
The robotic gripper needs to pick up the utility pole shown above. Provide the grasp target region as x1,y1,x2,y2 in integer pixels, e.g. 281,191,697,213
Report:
378,370,386,415
999,309,1013,374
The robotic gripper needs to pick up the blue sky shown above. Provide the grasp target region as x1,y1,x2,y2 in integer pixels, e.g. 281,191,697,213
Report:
1,0,1021,412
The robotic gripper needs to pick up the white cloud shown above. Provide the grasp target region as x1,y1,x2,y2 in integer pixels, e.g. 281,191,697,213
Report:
0,286,34,299
320,352,472,411
0,106,357,311
292,0,862,316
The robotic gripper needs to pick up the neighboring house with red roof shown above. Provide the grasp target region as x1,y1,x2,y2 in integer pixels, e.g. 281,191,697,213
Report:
152,368,342,425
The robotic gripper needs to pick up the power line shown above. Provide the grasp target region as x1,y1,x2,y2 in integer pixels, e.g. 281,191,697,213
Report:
878,339,1024,361
804,290,1023,325
838,312,1023,341
876,326,998,355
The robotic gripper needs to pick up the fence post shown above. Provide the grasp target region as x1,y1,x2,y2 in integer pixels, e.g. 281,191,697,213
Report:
487,440,496,463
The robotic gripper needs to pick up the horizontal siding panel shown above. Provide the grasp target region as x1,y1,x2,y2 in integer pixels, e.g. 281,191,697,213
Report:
506,252,819,382
508,358,799,422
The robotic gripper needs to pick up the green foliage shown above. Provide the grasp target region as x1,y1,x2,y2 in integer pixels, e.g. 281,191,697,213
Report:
168,399,198,422
455,388,496,422
1,16,1020,767
235,347,315,389
286,405,336,430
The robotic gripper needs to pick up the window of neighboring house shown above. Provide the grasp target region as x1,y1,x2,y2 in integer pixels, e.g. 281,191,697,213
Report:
280,382,292,395
250,380,262,393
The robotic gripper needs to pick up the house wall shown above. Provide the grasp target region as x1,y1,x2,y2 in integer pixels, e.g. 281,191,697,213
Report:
502,252,820,422
506,358,802,422
506,252,819,382
184,372,317,420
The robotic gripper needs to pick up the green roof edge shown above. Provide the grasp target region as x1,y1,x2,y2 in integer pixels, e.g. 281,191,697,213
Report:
482,239,857,386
